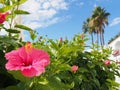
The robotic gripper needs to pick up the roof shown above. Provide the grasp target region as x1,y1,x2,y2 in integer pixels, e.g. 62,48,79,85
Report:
108,33,120,44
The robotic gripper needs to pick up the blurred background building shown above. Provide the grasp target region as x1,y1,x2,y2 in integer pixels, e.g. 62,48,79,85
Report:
108,33,120,84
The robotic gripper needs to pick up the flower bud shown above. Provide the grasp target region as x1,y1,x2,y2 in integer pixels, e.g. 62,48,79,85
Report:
71,65,78,73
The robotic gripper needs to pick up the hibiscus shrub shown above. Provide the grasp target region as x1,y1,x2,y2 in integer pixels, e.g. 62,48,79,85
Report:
31,34,120,90
0,0,36,89
0,0,120,90
0,35,22,88
1,33,120,90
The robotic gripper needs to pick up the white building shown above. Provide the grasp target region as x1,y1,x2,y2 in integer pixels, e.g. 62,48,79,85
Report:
108,34,120,84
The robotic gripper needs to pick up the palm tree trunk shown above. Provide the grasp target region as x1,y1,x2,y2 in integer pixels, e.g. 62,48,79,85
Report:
102,31,105,46
91,33,94,45
100,31,103,47
97,32,99,46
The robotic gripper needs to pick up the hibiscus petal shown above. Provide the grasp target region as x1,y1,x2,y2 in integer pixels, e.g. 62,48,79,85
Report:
33,59,50,67
32,64,45,76
21,66,43,77
30,49,50,67
5,61,22,70
30,49,50,62
18,47,27,61
5,50,19,60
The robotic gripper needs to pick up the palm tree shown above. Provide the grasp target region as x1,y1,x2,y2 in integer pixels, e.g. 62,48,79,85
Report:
82,18,95,44
90,6,110,46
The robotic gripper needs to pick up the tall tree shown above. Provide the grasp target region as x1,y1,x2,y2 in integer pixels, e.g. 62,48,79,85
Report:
90,6,110,46
82,18,95,45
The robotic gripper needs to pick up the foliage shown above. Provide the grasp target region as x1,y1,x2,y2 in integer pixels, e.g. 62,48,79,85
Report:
0,0,120,90
30,34,120,90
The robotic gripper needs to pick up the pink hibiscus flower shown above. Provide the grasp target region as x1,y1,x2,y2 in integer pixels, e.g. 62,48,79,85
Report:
71,65,78,73
112,50,119,56
104,60,111,65
5,42,50,77
0,12,9,24
117,61,120,65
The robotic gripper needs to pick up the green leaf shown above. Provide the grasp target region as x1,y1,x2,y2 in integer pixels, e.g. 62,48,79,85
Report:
47,76,72,90
49,39,59,50
0,5,14,12
57,64,71,71
6,14,16,20
6,29,20,33
59,47,73,56
52,64,71,74
30,30,37,41
93,79,100,89
38,77,49,85
5,86,21,90
17,0,27,5
8,71,30,83
0,24,4,27
36,76,73,90
106,79,120,87
15,24,33,31
0,0,5,4
14,10,30,14
79,67,89,73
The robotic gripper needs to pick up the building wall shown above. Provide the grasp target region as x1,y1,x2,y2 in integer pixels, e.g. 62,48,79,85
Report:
108,36,120,60
108,36,120,50
14,15,24,40
108,36,120,84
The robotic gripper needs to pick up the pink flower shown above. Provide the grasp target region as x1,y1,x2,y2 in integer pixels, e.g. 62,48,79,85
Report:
117,61,120,65
71,65,78,73
104,60,111,65
0,12,9,24
112,50,119,56
5,42,50,77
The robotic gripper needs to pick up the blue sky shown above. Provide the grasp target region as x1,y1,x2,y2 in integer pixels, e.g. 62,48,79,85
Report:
23,0,120,45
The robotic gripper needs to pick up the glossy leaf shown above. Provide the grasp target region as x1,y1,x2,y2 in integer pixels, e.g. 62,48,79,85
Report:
8,71,30,83
30,30,37,41
5,86,21,90
6,29,20,33
15,24,33,31
0,0,5,4
0,5,14,12
14,10,30,14
16,0,27,5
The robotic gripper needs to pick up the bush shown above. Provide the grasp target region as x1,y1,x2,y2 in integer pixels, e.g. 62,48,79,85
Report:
0,0,120,90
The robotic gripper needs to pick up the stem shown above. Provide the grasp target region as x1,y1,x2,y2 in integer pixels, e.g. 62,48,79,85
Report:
28,77,37,90
9,7,15,29
9,3,20,37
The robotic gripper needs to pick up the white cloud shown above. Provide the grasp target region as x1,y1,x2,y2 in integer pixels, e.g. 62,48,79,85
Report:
25,17,59,29
109,17,120,27
22,0,68,29
76,2,84,7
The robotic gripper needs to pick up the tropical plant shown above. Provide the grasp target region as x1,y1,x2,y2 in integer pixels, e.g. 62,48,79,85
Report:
0,0,36,89
82,18,95,45
0,1,120,90
90,6,110,46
